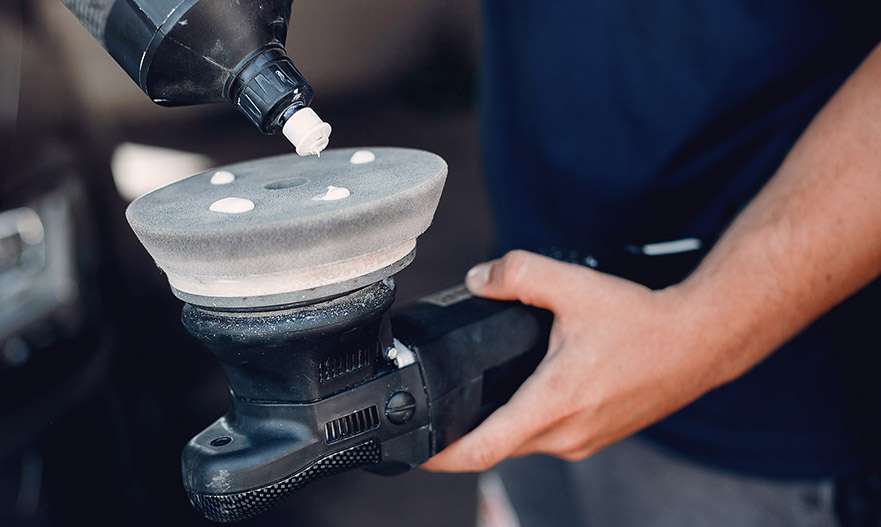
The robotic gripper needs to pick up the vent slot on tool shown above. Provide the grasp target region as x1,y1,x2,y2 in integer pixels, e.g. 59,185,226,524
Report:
325,406,380,444
318,346,373,383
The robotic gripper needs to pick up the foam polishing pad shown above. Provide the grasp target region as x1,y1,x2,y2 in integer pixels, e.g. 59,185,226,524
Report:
126,148,447,308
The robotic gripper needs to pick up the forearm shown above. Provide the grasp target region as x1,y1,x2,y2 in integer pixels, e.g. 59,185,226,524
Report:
674,43,881,385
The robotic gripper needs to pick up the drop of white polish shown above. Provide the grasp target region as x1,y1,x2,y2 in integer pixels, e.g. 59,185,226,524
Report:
312,186,351,201
210,171,236,185
349,150,376,165
209,197,254,214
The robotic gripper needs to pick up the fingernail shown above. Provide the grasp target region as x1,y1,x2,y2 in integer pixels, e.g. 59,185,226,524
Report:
466,263,491,291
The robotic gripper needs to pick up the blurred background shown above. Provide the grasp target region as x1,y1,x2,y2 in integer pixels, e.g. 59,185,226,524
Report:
2,1,494,525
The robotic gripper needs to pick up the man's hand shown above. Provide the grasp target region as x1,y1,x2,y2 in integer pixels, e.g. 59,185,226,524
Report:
425,42,881,473
422,250,726,472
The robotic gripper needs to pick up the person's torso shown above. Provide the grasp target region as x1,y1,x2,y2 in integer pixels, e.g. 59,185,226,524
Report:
482,0,881,478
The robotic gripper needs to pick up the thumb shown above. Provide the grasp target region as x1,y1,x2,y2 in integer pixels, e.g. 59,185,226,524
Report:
465,250,580,310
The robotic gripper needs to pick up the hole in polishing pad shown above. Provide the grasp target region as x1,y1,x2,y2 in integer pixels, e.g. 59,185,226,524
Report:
209,197,255,214
264,177,308,190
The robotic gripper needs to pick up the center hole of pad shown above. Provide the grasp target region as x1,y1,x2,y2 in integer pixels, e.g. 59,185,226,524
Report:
264,177,308,190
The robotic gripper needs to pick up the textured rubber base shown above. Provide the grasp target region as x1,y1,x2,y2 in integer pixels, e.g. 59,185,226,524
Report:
188,440,382,523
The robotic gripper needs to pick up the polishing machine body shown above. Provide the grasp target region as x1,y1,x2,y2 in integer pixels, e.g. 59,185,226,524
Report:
123,147,551,522
181,280,550,522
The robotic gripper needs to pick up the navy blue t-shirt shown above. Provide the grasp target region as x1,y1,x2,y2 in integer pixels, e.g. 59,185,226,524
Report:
482,1,881,478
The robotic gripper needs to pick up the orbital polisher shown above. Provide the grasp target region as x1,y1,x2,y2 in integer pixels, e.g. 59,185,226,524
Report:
126,148,553,522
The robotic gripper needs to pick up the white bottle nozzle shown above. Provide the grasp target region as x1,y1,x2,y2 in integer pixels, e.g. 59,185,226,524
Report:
282,107,332,157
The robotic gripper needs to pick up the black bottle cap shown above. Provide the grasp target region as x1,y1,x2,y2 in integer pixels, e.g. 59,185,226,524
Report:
229,46,314,135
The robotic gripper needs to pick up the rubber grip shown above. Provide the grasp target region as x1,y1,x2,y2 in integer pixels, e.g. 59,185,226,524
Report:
188,440,382,523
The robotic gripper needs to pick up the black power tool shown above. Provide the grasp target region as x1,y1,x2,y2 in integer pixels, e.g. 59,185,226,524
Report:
124,148,553,522
181,279,548,522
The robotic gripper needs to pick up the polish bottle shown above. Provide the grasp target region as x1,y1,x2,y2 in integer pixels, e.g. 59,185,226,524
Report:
61,0,330,155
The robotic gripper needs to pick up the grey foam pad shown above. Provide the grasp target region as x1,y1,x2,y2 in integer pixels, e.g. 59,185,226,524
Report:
126,147,447,296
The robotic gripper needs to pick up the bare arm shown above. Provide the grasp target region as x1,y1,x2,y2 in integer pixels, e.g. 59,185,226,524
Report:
424,43,881,471
679,42,881,385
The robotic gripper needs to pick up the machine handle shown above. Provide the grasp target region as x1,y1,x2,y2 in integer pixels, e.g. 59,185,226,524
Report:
392,285,552,455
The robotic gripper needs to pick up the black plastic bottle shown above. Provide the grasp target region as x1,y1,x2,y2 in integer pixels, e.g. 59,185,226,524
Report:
61,0,330,154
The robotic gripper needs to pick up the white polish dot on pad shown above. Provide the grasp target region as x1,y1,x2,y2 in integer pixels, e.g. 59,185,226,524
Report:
209,197,255,214
312,186,351,201
210,171,236,185
350,150,376,164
